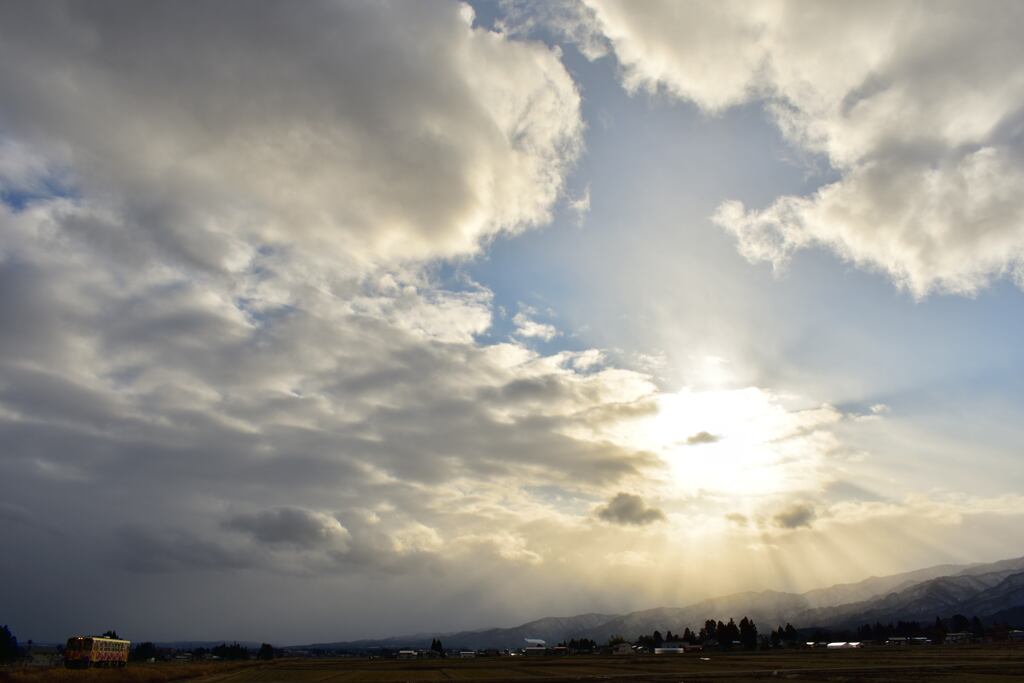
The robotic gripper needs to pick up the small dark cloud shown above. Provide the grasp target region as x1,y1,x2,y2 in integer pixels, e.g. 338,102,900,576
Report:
685,431,719,445
773,503,816,529
596,492,666,526
223,507,348,548
725,512,748,526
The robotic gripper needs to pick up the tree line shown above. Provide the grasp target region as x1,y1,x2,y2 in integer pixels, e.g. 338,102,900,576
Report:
624,617,761,650
595,612,1023,651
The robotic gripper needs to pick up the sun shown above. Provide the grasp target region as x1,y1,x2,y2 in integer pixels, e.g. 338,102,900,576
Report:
614,387,833,498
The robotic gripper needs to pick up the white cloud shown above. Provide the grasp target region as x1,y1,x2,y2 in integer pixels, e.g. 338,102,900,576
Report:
513,306,560,341
582,0,1024,296
0,1,583,273
568,185,592,226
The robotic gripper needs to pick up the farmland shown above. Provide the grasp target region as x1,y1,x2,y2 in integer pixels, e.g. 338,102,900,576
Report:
195,647,1024,682
7,646,1024,683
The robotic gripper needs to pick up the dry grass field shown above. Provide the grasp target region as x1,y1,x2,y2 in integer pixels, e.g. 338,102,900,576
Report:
6,646,1024,683
0,661,256,683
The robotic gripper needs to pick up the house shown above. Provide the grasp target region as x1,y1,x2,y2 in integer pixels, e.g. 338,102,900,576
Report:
612,643,634,655
945,632,971,644
397,650,418,660
826,642,862,649
653,647,686,655
458,651,476,659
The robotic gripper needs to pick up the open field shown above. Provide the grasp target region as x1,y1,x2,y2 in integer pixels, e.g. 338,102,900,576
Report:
196,647,1024,683
0,661,256,683
7,646,1024,683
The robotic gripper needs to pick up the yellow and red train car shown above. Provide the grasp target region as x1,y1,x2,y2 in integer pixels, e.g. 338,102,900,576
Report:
64,635,131,668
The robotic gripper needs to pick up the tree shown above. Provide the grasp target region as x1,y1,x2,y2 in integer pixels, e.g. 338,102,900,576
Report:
715,619,740,648
652,630,664,647
0,625,19,664
607,635,626,646
738,617,758,650
431,638,444,654
131,642,159,661
212,642,249,660
102,630,120,639
257,643,275,660
565,638,596,652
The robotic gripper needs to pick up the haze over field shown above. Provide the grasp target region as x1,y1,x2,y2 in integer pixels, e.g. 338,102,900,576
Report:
1,0,1024,645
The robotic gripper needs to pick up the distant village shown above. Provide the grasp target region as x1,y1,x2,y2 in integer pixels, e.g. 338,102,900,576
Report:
4,615,1024,670
360,616,1024,661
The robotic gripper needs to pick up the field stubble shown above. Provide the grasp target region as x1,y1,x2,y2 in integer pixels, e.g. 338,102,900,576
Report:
5,645,1024,683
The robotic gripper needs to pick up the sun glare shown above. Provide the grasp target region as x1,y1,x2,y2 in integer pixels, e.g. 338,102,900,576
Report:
616,388,834,497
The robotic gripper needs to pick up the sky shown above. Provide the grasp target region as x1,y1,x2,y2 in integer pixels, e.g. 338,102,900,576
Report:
1,0,1024,645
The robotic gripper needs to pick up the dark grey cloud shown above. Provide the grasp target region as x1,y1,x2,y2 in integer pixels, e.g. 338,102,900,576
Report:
772,503,817,530
596,492,666,526
113,526,255,574
224,507,350,548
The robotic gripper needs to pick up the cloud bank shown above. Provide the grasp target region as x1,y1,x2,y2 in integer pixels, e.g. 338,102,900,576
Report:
0,1,583,273
582,0,1024,296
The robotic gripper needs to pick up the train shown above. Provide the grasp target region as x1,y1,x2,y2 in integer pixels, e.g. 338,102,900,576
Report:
64,635,131,668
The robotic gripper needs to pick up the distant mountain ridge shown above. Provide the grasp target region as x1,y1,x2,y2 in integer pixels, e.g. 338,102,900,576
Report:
305,614,618,651
298,554,1024,650
796,562,1024,629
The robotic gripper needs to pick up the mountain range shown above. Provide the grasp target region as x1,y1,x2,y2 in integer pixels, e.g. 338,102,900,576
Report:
301,555,1024,650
